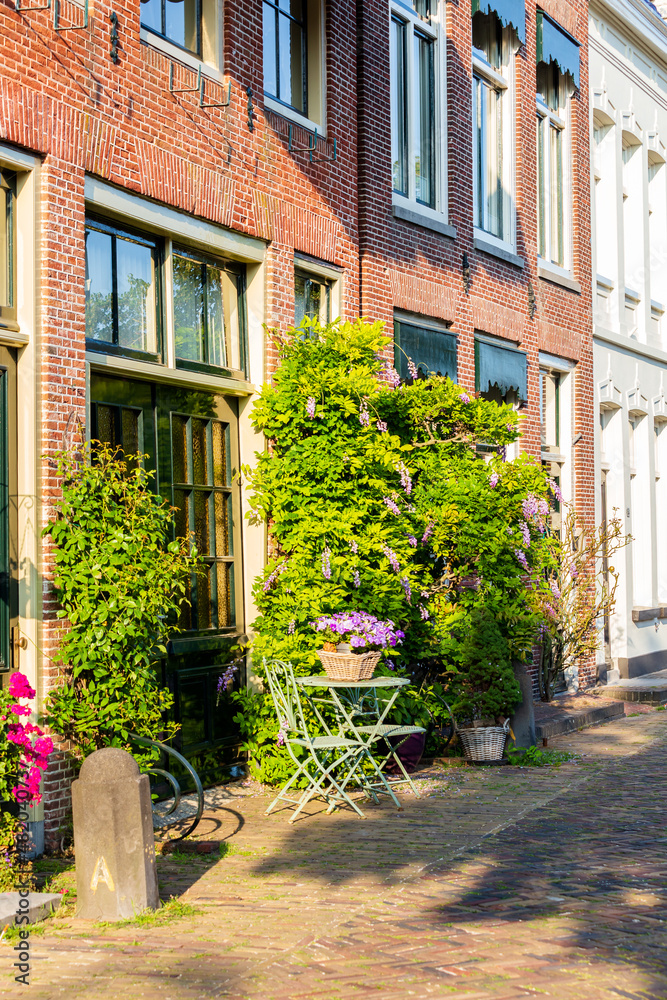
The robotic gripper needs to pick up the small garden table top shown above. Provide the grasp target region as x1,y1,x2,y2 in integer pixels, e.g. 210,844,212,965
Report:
296,676,411,689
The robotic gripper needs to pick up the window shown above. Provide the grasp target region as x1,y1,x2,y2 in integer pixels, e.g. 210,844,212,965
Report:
535,11,579,270
263,0,324,124
141,0,200,55
648,152,667,338
475,337,527,403
173,249,246,372
85,219,160,358
295,269,331,327
0,170,16,325
390,0,442,211
394,317,456,381
472,11,515,244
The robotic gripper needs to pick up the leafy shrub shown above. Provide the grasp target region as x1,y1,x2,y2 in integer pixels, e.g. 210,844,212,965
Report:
43,444,200,767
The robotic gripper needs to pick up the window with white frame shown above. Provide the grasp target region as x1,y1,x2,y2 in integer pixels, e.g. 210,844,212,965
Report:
390,0,443,212
141,0,200,55
536,62,569,268
263,0,325,126
648,150,666,338
472,11,517,245
295,269,331,328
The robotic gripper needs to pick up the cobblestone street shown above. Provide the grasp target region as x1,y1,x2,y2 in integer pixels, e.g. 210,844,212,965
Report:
3,711,667,1000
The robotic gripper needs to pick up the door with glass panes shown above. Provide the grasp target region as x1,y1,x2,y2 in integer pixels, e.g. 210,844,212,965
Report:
90,373,245,787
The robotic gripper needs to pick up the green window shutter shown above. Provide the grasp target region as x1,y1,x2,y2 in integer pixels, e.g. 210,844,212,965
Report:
471,0,525,45
394,321,457,381
477,340,528,401
536,10,580,90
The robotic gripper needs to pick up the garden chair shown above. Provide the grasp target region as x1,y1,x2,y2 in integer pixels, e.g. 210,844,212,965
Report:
263,658,401,823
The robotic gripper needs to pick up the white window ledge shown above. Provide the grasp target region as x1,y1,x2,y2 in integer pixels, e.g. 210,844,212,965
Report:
140,28,224,84
87,351,255,397
538,259,581,293
392,200,456,239
263,96,324,138
474,233,524,269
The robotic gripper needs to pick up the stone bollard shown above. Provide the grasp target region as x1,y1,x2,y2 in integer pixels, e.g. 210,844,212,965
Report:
71,747,160,920
510,662,537,748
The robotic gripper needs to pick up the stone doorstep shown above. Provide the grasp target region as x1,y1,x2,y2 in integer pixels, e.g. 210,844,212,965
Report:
157,839,221,855
534,701,625,740
601,686,667,705
0,892,62,930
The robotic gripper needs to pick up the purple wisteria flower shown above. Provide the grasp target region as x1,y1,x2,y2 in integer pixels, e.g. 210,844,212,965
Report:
263,568,279,591
376,420,388,432
400,575,412,603
383,544,400,573
506,422,514,432
384,364,402,389
306,397,316,419
397,462,412,495
216,660,240,702
407,535,417,548
519,520,531,549
548,478,563,503
489,472,500,488
460,393,471,404
407,358,418,380
550,579,561,600
383,496,401,516
499,445,507,462
276,718,289,746
421,590,430,599
353,569,361,589
311,611,405,650
359,401,370,427
322,546,332,580
515,549,529,570
422,523,434,544
349,538,358,554
419,604,430,620
288,620,296,634
570,562,578,579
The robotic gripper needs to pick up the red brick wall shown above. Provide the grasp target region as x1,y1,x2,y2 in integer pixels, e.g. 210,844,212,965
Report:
0,0,593,844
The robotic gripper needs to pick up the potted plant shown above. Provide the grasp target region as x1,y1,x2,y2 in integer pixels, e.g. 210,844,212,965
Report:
311,612,405,681
446,609,521,762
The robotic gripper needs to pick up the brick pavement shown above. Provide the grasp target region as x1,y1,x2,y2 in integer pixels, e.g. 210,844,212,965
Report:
2,712,666,999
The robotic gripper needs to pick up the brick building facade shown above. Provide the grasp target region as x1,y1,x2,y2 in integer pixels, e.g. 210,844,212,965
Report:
0,0,592,850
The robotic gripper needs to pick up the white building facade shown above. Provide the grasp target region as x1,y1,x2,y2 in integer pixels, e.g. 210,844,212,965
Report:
591,0,667,679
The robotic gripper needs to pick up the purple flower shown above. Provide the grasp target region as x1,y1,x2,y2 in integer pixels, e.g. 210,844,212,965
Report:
276,718,289,746
515,549,529,570
522,495,538,520
359,402,370,427
460,393,471,404
519,520,531,548
383,496,401,516
306,397,316,419
376,420,388,433
384,364,401,389
550,579,561,600
422,523,434,544
322,546,331,580
506,422,514,432
349,538,358,554
419,604,430,620
548,478,563,503
499,445,507,462
288,620,296,634
310,612,405,648
420,590,430,598
397,462,412,496
407,358,418,380
383,545,400,573
353,569,361,589
570,562,578,579
407,535,417,548
489,472,500,488
400,575,412,603
217,660,240,701
263,568,278,592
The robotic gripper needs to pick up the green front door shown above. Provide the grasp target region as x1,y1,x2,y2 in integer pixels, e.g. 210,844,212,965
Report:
90,373,246,787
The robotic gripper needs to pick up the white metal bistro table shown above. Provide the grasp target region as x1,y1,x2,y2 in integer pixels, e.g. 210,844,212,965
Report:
295,675,425,799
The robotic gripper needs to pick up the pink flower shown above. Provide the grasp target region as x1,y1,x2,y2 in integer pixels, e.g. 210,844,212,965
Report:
9,673,35,701
489,472,499,488
407,359,418,380
376,420,388,433
460,393,471,404
306,397,316,419
10,704,31,717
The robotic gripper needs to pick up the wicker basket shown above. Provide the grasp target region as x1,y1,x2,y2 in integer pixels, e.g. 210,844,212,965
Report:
316,649,381,681
458,720,510,762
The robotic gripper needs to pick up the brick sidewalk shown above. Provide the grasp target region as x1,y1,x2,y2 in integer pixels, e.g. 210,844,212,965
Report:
2,712,666,999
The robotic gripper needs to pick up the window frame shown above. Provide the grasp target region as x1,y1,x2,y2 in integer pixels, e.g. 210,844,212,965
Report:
263,0,308,117
262,0,326,132
294,267,332,328
0,170,16,327
84,216,164,365
390,0,447,221
140,0,202,57
536,63,572,271
472,11,517,251
394,312,457,382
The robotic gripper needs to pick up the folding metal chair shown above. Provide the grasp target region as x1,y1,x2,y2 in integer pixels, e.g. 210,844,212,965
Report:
263,658,401,823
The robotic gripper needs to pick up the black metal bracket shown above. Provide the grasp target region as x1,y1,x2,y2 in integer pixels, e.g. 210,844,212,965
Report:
169,62,202,95
288,125,337,163
109,11,119,64
246,86,254,132
199,78,231,110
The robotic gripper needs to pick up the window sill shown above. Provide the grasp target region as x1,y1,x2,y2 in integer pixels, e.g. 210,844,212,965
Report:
538,260,581,293
140,28,224,83
263,96,324,138
473,234,524,269
391,201,456,239
632,606,667,623
86,350,255,397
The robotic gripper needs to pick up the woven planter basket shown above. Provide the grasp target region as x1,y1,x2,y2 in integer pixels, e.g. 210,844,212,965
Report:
316,649,381,681
458,720,510,762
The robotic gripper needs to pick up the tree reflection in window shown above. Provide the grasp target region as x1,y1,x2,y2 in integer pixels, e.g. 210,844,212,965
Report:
173,249,244,371
85,221,158,355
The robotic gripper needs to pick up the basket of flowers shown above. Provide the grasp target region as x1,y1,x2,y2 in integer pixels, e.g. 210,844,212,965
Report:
311,612,404,681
